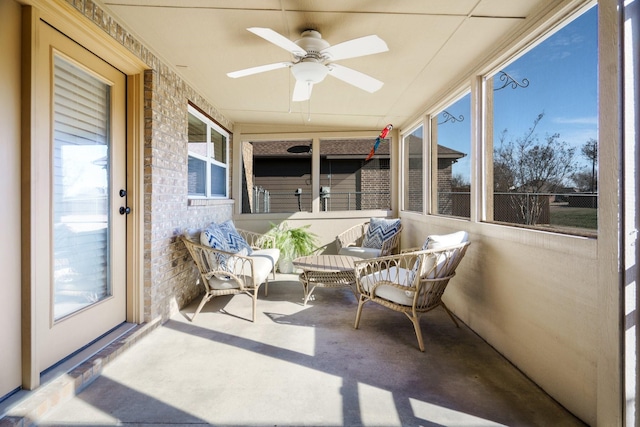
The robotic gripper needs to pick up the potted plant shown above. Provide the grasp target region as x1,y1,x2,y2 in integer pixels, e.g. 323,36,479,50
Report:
263,221,319,273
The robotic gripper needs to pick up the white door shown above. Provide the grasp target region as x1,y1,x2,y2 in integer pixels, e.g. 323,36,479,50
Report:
35,22,127,372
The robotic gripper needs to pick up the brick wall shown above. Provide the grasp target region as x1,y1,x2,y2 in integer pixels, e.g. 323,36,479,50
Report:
406,159,423,212
65,0,236,322
361,159,391,209
437,163,453,215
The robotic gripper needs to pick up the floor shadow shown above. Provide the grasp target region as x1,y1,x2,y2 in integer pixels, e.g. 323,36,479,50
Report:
37,376,207,426
39,277,586,426
168,281,586,427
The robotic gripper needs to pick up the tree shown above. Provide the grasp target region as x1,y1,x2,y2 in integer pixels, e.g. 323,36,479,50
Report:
581,138,598,193
451,173,470,191
494,113,576,225
572,169,598,192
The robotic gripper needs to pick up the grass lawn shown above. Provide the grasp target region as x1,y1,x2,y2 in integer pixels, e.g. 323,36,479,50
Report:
549,204,598,230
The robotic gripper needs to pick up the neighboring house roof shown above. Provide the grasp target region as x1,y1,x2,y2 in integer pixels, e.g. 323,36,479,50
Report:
404,133,466,160
437,144,466,160
249,139,390,158
249,139,465,160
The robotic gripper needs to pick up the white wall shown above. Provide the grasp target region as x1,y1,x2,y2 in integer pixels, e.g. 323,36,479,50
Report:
400,214,598,424
0,0,24,398
622,1,639,424
234,212,391,254
392,2,626,424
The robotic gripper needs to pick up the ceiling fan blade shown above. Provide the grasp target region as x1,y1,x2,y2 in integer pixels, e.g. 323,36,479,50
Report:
321,35,388,61
247,27,307,57
327,64,384,93
227,62,291,78
292,80,313,102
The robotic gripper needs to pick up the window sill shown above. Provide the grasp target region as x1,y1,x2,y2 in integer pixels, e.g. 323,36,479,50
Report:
188,198,234,207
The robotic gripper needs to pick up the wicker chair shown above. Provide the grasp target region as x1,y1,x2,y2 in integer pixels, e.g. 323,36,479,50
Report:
181,228,279,322
353,231,470,351
335,219,402,259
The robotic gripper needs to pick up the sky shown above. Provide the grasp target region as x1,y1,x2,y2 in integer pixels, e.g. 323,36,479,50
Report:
436,5,598,183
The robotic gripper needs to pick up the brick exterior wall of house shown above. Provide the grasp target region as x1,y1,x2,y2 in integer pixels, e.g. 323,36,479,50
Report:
361,159,391,209
407,159,423,212
65,0,236,322
437,162,453,215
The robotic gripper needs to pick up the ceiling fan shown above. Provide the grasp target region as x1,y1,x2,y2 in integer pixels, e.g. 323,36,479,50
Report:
227,27,388,102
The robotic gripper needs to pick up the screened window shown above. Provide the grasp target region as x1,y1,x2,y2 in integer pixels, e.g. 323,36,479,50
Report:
403,125,424,213
241,137,391,213
488,5,598,235
432,93,471,218
187,105,229,198
243,140,312,213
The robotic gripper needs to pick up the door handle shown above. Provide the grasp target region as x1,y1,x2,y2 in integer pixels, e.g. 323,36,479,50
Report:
119,206,131,215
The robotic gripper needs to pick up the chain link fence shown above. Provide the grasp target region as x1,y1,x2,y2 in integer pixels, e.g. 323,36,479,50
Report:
253,187,390,213
438,191,597,231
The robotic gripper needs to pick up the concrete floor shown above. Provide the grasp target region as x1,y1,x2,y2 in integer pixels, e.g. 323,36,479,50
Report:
33,274,586,427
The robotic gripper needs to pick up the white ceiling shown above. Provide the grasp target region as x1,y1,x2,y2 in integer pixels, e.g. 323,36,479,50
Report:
101,0,553,131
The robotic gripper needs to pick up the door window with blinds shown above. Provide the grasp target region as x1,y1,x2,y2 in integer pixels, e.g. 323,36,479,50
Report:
52,55,111,320
187,105,229,198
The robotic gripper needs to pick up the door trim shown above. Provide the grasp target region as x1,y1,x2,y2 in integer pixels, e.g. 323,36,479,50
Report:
126,72,145,324
21,3,145,390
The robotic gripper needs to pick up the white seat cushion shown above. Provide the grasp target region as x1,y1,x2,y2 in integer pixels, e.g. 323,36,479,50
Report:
208,254,274,290
360,266,416,306
250,248,280,272
339,246,382,259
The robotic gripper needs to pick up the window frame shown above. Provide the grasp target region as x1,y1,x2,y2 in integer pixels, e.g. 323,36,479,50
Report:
429,90,472,220
235,130,397,216
400,121,427,214
241,136,393,214
187,105,230,199
481,3,598,237
398,2,598,239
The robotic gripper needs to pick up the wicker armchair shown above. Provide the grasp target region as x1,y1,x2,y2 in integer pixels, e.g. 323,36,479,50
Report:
181,228,279,322
336,219,402,259
353,231,470,351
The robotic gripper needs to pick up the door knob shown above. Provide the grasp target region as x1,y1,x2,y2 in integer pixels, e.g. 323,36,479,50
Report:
119,206,131,215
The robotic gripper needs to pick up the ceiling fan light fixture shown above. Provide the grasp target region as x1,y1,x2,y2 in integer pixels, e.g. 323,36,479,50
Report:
291,61,328,84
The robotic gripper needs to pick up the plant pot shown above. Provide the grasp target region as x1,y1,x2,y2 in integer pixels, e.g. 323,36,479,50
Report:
278,258,295,274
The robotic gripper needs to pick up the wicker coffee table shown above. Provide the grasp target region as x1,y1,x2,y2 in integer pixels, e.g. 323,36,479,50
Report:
293,255,360,305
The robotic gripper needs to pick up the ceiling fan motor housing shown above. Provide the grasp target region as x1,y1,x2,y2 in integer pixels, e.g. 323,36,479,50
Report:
295,30,330,60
